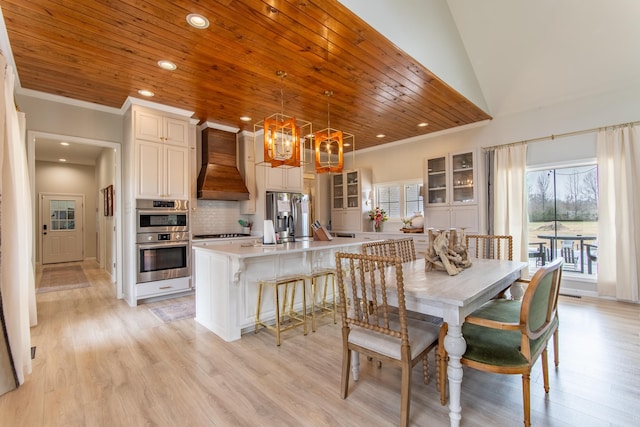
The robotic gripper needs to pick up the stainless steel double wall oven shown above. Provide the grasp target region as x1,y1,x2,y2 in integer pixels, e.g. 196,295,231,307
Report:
136,199,190,283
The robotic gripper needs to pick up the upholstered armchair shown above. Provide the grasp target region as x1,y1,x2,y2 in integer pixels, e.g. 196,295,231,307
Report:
439,257,563,427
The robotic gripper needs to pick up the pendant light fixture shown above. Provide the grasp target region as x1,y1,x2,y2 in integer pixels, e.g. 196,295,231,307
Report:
314,91,352,174
257,71,311,168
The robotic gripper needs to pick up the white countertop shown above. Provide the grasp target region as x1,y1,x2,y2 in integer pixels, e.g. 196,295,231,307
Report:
192,237,375,259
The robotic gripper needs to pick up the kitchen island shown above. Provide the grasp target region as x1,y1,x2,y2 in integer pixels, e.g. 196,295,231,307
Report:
192,237,373,341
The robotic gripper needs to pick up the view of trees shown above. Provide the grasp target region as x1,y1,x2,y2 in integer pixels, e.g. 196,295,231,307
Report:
527,166,598,222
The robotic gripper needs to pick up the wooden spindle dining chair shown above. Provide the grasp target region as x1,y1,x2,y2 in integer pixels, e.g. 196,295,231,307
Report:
464,234,515,299
335,252,442,427
361,239,397,259
392,237,417,262
465,234,513,261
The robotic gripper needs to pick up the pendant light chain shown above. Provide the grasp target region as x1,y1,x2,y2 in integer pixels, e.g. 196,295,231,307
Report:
277,70,287,117
325,90,333,129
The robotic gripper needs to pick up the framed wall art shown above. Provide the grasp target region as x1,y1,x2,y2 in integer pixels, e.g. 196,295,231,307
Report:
104,185,113,216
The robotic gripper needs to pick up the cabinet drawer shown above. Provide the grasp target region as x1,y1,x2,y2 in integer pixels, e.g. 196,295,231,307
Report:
137,277,191,299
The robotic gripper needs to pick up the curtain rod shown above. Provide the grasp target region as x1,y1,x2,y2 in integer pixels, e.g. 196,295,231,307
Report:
482,119,640,151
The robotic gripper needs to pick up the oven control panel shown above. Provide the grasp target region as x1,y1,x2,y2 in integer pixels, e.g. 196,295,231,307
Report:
136,232,188,243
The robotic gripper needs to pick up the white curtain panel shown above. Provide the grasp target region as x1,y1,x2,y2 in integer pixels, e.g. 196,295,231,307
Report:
596,124,640,302
0,54,37,387
492,144,528,263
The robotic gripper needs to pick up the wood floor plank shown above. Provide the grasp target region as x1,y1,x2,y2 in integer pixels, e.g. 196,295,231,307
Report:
0,260,638,426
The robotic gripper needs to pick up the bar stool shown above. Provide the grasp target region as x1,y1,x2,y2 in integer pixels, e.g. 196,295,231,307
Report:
304,268,337,332
255,275,308,346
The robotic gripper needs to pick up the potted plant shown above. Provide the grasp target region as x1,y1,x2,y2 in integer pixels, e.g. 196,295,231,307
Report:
238,219,253,235
368,207,388,232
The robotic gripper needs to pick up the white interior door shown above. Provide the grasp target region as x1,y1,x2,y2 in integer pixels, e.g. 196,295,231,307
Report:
41,194,84,264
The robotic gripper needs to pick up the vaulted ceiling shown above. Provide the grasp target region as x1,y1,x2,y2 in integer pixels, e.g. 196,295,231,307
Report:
0,0,491,154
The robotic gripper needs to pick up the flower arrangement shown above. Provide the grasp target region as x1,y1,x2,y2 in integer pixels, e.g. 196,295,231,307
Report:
368,207,388,227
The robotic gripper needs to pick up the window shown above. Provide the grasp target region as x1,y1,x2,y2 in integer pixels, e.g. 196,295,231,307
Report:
50,200,76,231
375,181,423,219
526,164,598,275
405,183,423,216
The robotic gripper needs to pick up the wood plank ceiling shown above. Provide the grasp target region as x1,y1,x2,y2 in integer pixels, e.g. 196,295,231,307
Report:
2,0,491,151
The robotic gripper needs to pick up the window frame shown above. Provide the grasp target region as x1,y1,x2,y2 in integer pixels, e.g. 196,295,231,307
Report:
526,159,598,276
373,179,424,220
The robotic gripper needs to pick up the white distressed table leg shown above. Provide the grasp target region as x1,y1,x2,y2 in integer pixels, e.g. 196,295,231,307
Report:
509,280,525,300
444,323,466,427
351,350,360,381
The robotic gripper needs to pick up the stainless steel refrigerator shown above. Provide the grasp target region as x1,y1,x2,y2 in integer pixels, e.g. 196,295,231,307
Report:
265,191,312,242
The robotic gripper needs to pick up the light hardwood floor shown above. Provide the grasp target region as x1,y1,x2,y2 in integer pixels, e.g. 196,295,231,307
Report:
1,260,639,426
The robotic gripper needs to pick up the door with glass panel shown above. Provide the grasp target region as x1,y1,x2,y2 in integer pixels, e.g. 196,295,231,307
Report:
41,194,84,264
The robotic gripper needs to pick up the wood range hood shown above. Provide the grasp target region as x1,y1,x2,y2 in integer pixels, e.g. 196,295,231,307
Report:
197,128,250,201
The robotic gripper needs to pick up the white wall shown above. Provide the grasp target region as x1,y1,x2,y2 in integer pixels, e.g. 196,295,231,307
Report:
96,147,116,279
338,0,487,112
16,93,123,143
349,81,640,190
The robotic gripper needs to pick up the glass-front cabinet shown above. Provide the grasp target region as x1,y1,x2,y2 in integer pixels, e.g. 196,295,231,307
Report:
332,171,360,209
330,169,372,232
425,150,476,206
451,151,475,203
424,150,478,233
332,173,344,209
426,156,447,204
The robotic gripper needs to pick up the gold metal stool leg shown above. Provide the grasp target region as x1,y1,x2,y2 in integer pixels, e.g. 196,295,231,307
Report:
307,270,337,332
310,276,317,332
255,282,264,334
256,276,307,345
321,272,337,324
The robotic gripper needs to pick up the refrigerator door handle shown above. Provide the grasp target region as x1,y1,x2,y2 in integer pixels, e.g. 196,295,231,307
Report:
289,208,296,236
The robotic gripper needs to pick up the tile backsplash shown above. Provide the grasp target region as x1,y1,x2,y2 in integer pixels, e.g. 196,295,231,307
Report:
190,199,249,235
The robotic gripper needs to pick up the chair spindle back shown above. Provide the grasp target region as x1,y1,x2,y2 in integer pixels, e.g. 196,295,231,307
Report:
465,234,513,261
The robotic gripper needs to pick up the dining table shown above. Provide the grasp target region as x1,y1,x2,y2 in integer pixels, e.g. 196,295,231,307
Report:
349,257,527,427
537,234,597,273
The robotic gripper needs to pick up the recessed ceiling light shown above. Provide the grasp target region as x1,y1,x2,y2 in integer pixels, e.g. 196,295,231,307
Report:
58,158,67,162
343,142,351,147
138,89,155,97
376,134,386,138
60,142,70,146
186,13,209,29
157,60,177,71
240,116,252,122
418,122,429,127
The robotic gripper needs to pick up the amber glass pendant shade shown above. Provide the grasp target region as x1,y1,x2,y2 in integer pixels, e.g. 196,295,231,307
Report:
264,113,300,167
314,128,344,173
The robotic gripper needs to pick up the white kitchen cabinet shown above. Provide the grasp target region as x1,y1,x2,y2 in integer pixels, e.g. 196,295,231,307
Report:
136,276,191,299
424,150,478,232
264,164,303,192
131,105,191,200
136,140,189,199
330,169,372,232
123,102,195,306
135,109,189,146
426,205,478,233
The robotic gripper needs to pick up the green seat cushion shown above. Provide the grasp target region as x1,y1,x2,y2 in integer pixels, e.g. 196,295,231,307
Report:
462,317,558,367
